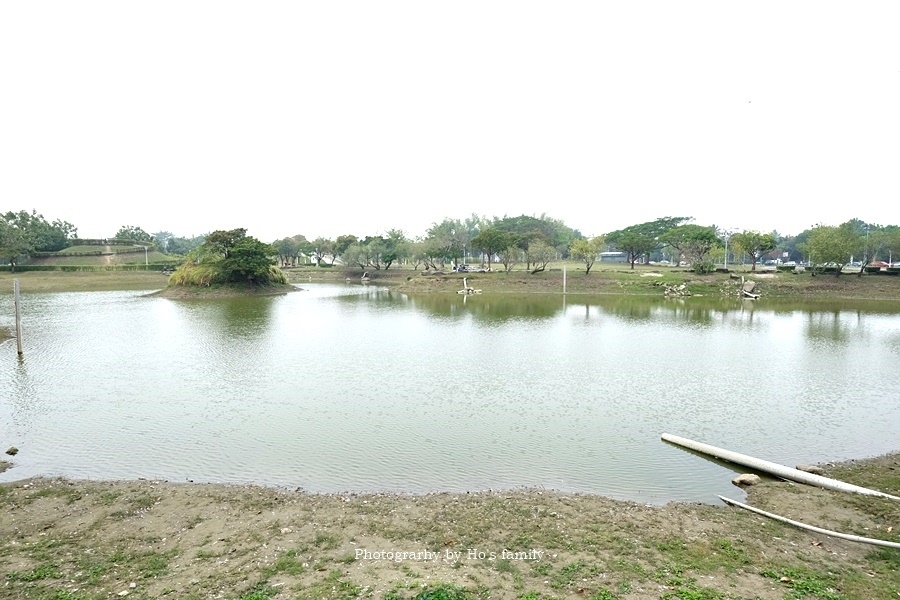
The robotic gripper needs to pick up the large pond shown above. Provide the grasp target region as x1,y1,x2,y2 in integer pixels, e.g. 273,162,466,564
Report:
2,284,900,504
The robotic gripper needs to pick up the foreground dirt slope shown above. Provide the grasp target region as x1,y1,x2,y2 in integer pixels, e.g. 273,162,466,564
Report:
2,454,899,599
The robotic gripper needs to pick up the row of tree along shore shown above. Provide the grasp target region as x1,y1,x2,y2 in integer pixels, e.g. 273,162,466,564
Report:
3,211,899,282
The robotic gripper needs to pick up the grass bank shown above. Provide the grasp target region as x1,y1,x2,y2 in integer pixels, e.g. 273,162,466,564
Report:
284,263,900,301
152,281,298,299
0,271,170,293
4,263,900,301
1,454,898,599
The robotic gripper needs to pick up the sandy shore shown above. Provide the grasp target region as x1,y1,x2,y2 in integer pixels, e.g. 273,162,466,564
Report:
1,453,899,600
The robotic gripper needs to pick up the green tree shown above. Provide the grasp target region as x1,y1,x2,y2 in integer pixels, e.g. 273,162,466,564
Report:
114,225,152,242
497,244,522,273
310,237,334,266
170,229,282,285
471,227,512,270
0,210,78,269
273,237,299,267
527,240,555,274
166,234,206,256
660,224,721,272
219,236,278,283
0,219,31,272
342,241,369,270
380,229,408,270
152,231,174,253
333,235,358,264
407,239,427,270
425,219,466,267
805,223,862,277
493,214,580,255
606,217,690,269
872,226,900,264
730,231,777,272
569,236,604,274
203,228,249,259
362,236,386,270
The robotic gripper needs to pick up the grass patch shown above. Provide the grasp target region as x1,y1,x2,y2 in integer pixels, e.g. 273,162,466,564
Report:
414,583,473,600
313,532,340,550
263,549,306,576
761,567,844,600
299,569,363,599
28,486,84,504
550,560,602,589
6,562,62,582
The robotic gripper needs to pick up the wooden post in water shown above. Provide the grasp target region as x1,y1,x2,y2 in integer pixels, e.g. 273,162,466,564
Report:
563,265,567,294
13,279,23,355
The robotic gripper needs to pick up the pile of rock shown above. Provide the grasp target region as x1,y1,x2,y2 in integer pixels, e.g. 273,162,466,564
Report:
663,283,690,297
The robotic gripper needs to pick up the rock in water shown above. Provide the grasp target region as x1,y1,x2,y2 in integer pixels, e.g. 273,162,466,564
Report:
732,474,761,486
5,447,18,456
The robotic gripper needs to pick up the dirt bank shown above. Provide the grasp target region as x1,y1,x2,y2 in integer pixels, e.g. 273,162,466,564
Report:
2,454,898,599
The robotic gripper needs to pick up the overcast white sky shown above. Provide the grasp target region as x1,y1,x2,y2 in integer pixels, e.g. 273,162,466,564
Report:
2,2,899,242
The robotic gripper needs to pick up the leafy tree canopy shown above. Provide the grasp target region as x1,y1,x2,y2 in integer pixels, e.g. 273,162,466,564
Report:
492,214,580,253
114,225,152,243
660,224,721,266
0,210,78,270
730,230,777,272
569,236,604,274
606,216,690,269
471,227,514,270
805,222,863,276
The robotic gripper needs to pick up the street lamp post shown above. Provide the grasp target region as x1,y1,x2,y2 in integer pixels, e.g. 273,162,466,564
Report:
724,235,729,270
720,229,732,270
134,244,148,267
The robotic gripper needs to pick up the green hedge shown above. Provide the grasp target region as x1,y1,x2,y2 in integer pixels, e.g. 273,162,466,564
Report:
60,238,154,247
0,263,177,272
31,250,104,257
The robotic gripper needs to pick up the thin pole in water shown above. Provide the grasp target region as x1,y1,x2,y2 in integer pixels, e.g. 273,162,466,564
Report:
14,279,23,355
563,265,567,294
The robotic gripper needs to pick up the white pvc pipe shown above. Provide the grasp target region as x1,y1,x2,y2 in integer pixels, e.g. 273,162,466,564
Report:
719,496,900,549
661,433,900,500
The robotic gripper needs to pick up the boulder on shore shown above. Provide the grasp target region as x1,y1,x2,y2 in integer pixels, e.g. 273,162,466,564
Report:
795,464,826,476
732,473,762,486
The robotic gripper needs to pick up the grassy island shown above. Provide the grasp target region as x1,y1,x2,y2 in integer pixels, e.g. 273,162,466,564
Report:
159,228,292,297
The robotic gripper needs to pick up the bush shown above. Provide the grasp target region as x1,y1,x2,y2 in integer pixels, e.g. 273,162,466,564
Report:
692,261,716,274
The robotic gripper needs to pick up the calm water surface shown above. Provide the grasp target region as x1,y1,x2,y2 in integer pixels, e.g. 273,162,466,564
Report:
2,284,900,504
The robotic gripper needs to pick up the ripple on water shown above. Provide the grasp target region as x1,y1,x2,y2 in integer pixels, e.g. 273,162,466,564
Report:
1,286,900,504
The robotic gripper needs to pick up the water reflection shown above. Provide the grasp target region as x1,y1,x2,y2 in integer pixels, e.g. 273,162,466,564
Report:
805,311,860,344
169,295,278,337
403,293,565,321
